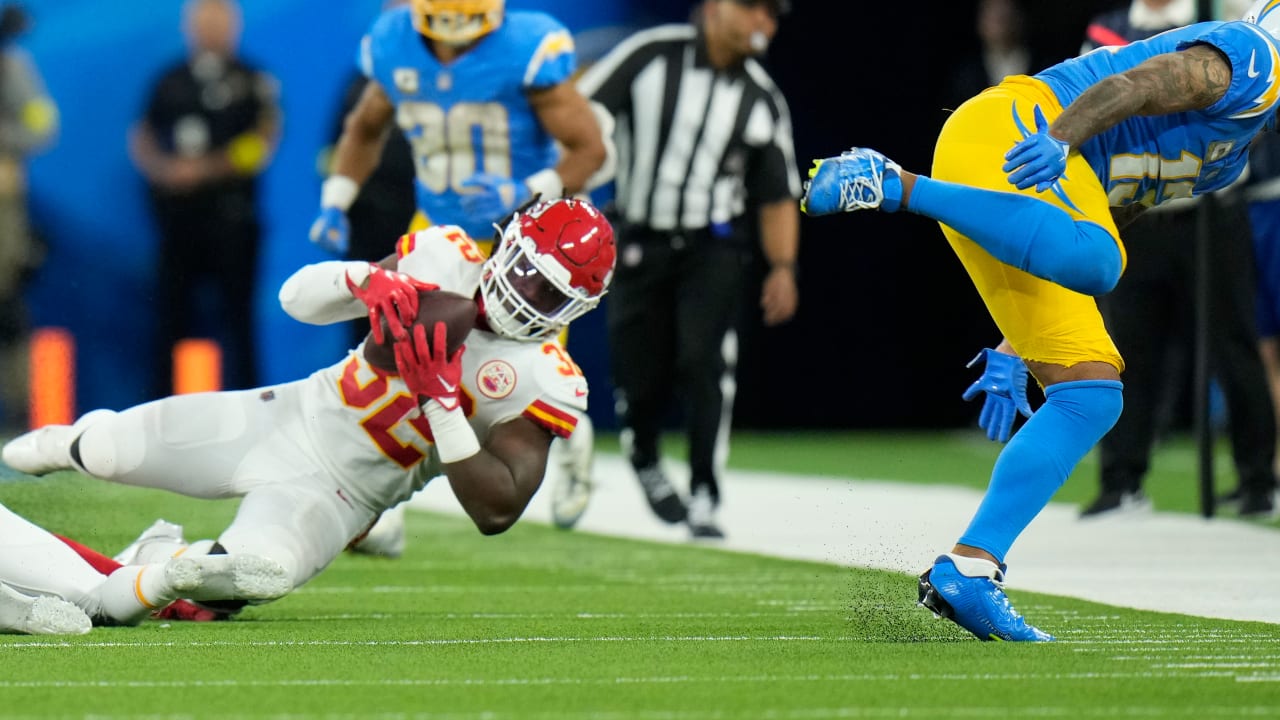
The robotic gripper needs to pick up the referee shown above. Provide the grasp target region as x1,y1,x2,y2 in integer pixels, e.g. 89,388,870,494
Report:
576,0,800,539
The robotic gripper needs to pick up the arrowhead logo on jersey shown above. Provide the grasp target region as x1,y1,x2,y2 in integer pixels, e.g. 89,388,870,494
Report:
478,360,516,399
393,68,420,94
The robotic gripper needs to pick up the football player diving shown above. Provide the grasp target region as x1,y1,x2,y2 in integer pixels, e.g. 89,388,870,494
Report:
802,0,1280,640
308,0,614,538
4,197,617,613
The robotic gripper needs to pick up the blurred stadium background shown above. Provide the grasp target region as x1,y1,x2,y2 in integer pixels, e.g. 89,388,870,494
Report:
16,0,1145,433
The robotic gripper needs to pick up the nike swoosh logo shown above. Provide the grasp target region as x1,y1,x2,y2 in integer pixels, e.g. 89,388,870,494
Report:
574,388,587,397
1249,50,1260,78
437,376,457,393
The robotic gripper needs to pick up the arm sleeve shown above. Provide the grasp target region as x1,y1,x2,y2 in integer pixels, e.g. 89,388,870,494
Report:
278,260,371,325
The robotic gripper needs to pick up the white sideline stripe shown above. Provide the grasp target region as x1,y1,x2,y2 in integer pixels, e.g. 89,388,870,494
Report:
408,453,1280,625
283,611,835,621
0,672,1271,689
2,634,1264,650
0,635,834,649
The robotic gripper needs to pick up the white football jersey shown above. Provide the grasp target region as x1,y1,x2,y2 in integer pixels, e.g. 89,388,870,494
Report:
296,226,589,512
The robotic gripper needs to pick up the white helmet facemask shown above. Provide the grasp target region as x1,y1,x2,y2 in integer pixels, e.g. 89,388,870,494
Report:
479,224,595,341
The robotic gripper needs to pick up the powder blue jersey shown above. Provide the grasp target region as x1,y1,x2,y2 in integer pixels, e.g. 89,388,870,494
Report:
1037,21,1280,207
359,7,576,238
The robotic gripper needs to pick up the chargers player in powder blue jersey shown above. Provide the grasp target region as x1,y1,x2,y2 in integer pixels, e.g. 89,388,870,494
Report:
800,0,1280,642
311,0,606,246
308,0,609,541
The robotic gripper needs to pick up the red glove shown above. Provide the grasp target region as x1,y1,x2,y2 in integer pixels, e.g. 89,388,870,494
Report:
345,264,438,345
393,321,465,411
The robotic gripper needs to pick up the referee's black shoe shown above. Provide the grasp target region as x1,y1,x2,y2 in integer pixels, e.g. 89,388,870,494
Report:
635,465,687,523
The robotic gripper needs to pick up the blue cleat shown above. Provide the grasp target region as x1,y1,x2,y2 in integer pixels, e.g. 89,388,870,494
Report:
801,147,904,216
917,553,1054,642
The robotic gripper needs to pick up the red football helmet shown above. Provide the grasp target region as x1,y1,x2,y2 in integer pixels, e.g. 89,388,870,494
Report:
480,197,616,341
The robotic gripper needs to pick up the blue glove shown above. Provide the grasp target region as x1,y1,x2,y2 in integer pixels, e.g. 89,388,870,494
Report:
460,173,529,225
962,348,1034,443
309,206,350,255
1002,105,1070,192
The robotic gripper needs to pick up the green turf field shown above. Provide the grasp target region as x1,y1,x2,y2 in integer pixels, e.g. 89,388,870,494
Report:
1,431,1277,718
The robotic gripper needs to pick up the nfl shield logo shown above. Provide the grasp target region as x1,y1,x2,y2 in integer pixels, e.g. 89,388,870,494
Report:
393,68,419,94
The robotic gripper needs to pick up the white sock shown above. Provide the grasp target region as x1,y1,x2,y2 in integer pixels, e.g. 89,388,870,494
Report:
95,566,155,625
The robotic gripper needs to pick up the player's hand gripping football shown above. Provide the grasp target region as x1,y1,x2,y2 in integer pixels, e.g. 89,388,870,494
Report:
460,173,530,223
345,265,438,345
962,347,1034,443
394,321,465,412
1003,105,1070,192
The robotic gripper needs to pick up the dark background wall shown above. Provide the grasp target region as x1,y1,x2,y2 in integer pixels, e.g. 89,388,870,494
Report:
14,0,1133,430
727,0,1126,429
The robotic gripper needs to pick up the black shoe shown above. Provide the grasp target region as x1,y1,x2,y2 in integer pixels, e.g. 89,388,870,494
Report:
1217,486,1245,507
1079,490,1152,518
635,466,687,524
1238,489,1277,518
687,488,724,539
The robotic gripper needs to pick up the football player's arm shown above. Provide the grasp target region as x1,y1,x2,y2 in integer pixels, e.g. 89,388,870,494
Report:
277,252,418,324
529,81,607,196
758,198,799,326
1049,44,1232,149
329,79,397,187
311,83,396,252
442,416,553,535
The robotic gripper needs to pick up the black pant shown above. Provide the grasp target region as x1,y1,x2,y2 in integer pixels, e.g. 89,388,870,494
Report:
150,189,261,399
1097,194,1277,496
607,227,752,503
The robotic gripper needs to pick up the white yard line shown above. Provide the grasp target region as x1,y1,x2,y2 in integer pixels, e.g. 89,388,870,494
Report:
409,454,1280,625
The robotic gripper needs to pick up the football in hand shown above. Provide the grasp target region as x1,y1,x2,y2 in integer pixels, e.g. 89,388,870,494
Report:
362,289,478,372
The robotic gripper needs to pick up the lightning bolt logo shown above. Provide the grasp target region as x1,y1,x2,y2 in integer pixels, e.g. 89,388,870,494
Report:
1232,24,1280,119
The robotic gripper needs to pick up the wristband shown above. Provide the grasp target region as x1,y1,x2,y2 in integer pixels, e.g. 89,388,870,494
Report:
524,168,565,202
321,175,360,211
424,401,481,464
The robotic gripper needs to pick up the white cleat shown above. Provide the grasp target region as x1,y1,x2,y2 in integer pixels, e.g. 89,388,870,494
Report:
0,582,92,636
113,518,188,565
1,409,117,476
164,554,291,602
2,425,76,476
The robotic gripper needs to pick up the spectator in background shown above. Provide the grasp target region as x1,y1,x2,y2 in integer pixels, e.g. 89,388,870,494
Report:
1075,0,1278,519
128,0,280,399
576,0,801,539
317,70,415,351
945,0,1051,111
0,2,56,432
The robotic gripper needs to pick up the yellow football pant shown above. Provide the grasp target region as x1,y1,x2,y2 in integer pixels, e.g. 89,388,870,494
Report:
931,75,1125,373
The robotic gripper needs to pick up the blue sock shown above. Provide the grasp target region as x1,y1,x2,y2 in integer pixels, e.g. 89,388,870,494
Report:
959,379,1124,563
908,176,1122,296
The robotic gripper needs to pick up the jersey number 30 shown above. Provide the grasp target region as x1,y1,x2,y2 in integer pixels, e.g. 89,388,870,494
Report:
397,101,511,193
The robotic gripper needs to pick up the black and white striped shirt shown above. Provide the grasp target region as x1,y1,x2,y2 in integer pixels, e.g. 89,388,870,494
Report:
577,23,800,233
